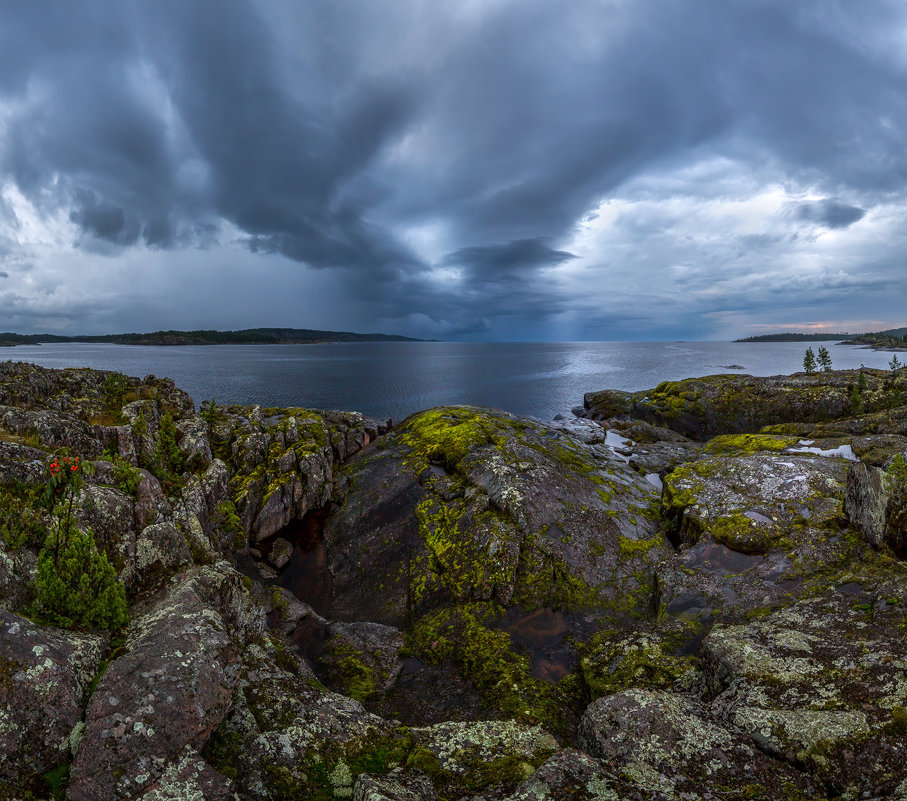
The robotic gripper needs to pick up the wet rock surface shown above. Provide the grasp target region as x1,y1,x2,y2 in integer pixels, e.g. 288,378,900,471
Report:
0,362,906,799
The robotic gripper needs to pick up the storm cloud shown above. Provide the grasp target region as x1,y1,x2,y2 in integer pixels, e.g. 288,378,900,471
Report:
1,0,907,339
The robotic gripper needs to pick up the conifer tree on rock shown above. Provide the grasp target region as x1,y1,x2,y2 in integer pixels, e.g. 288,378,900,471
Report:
803,347,817,375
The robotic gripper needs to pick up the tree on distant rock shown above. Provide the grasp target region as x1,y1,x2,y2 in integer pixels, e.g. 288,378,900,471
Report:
803,348,817,375
817,346,832,372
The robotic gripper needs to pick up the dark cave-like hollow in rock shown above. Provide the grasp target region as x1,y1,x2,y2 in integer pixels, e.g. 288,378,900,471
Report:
273,504,333,617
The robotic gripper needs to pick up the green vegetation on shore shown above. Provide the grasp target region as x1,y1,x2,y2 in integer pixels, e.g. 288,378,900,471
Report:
736,332,852,342
0,327,424,347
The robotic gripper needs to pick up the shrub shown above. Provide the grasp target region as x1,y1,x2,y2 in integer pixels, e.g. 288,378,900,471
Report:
32,453,129,630
0,483,45,550
154,411,183,473
33,521,128,629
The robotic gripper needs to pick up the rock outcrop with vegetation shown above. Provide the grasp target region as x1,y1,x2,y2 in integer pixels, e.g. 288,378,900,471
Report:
0,360,905,800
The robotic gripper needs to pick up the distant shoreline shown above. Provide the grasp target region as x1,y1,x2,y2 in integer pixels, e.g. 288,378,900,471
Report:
0,327,427,347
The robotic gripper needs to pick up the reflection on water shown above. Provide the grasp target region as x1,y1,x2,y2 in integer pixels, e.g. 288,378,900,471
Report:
684,541,763,575
494,606,594,683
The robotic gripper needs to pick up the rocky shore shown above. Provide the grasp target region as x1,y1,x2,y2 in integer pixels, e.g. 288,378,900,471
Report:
0,362,905,800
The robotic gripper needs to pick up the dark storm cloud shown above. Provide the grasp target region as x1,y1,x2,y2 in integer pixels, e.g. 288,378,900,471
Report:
2,0,907,337
792,199,867,230
441,239,576,281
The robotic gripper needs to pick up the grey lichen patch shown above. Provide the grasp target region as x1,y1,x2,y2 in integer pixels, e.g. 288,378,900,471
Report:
702,588,907,790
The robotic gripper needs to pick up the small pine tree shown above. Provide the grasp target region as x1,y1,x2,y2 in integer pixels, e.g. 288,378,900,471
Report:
33,523,128,629
803,347,817,375
849,383,864,415
890,354,903,372
155,410,183,475
858,368,868,392
817,346,832,372
102,372,129,410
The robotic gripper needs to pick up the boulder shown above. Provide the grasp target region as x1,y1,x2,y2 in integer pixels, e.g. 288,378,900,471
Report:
133,469,171,530
204,637,402,800
136,746,237,801
579,630,694,700
663,446,849,554
67,573,240,801
409,720,558,798
0,440,46,484
845,459,907,556
586,370,899,441
504,749,665,801
175,416,213,471
268,537,293,569
0,612,105,786
0,542,36,612
122,521,193,593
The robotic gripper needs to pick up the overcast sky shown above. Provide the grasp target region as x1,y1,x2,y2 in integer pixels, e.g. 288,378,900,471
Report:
1,0,906,341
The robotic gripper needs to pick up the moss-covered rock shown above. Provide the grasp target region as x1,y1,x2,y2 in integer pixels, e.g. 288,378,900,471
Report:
663,450,849,555
320,621,404,702
324,406,666,627
586,370,901,441
67,571,241,801
409,719,558,798
580,631,695,700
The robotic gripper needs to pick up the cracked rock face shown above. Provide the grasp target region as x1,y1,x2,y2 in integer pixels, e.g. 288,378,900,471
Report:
0,612,105,785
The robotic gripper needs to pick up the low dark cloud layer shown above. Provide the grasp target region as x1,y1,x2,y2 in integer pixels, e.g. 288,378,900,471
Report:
1,0,907,339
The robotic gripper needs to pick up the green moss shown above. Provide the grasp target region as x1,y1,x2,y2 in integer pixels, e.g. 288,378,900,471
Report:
328,644,379,702
710,512,779,555
413,496,514,605
398,407,512,473
702,433,797,457
617,534,660,558
580,633,694,700
41,762,70,801
512,534,603,610
202,726,244,781
886,705,907,735
405,745,447,781
405,604,562,730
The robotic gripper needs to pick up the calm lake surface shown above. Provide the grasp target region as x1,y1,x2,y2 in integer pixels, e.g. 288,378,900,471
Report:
6,341,895,422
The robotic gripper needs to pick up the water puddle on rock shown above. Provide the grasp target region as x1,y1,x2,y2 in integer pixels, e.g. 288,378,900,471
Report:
493,607,595,683
684,541,763,575
276,505,333,617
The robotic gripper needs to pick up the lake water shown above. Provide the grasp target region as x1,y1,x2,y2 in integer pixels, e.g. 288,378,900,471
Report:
4,340,895,422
